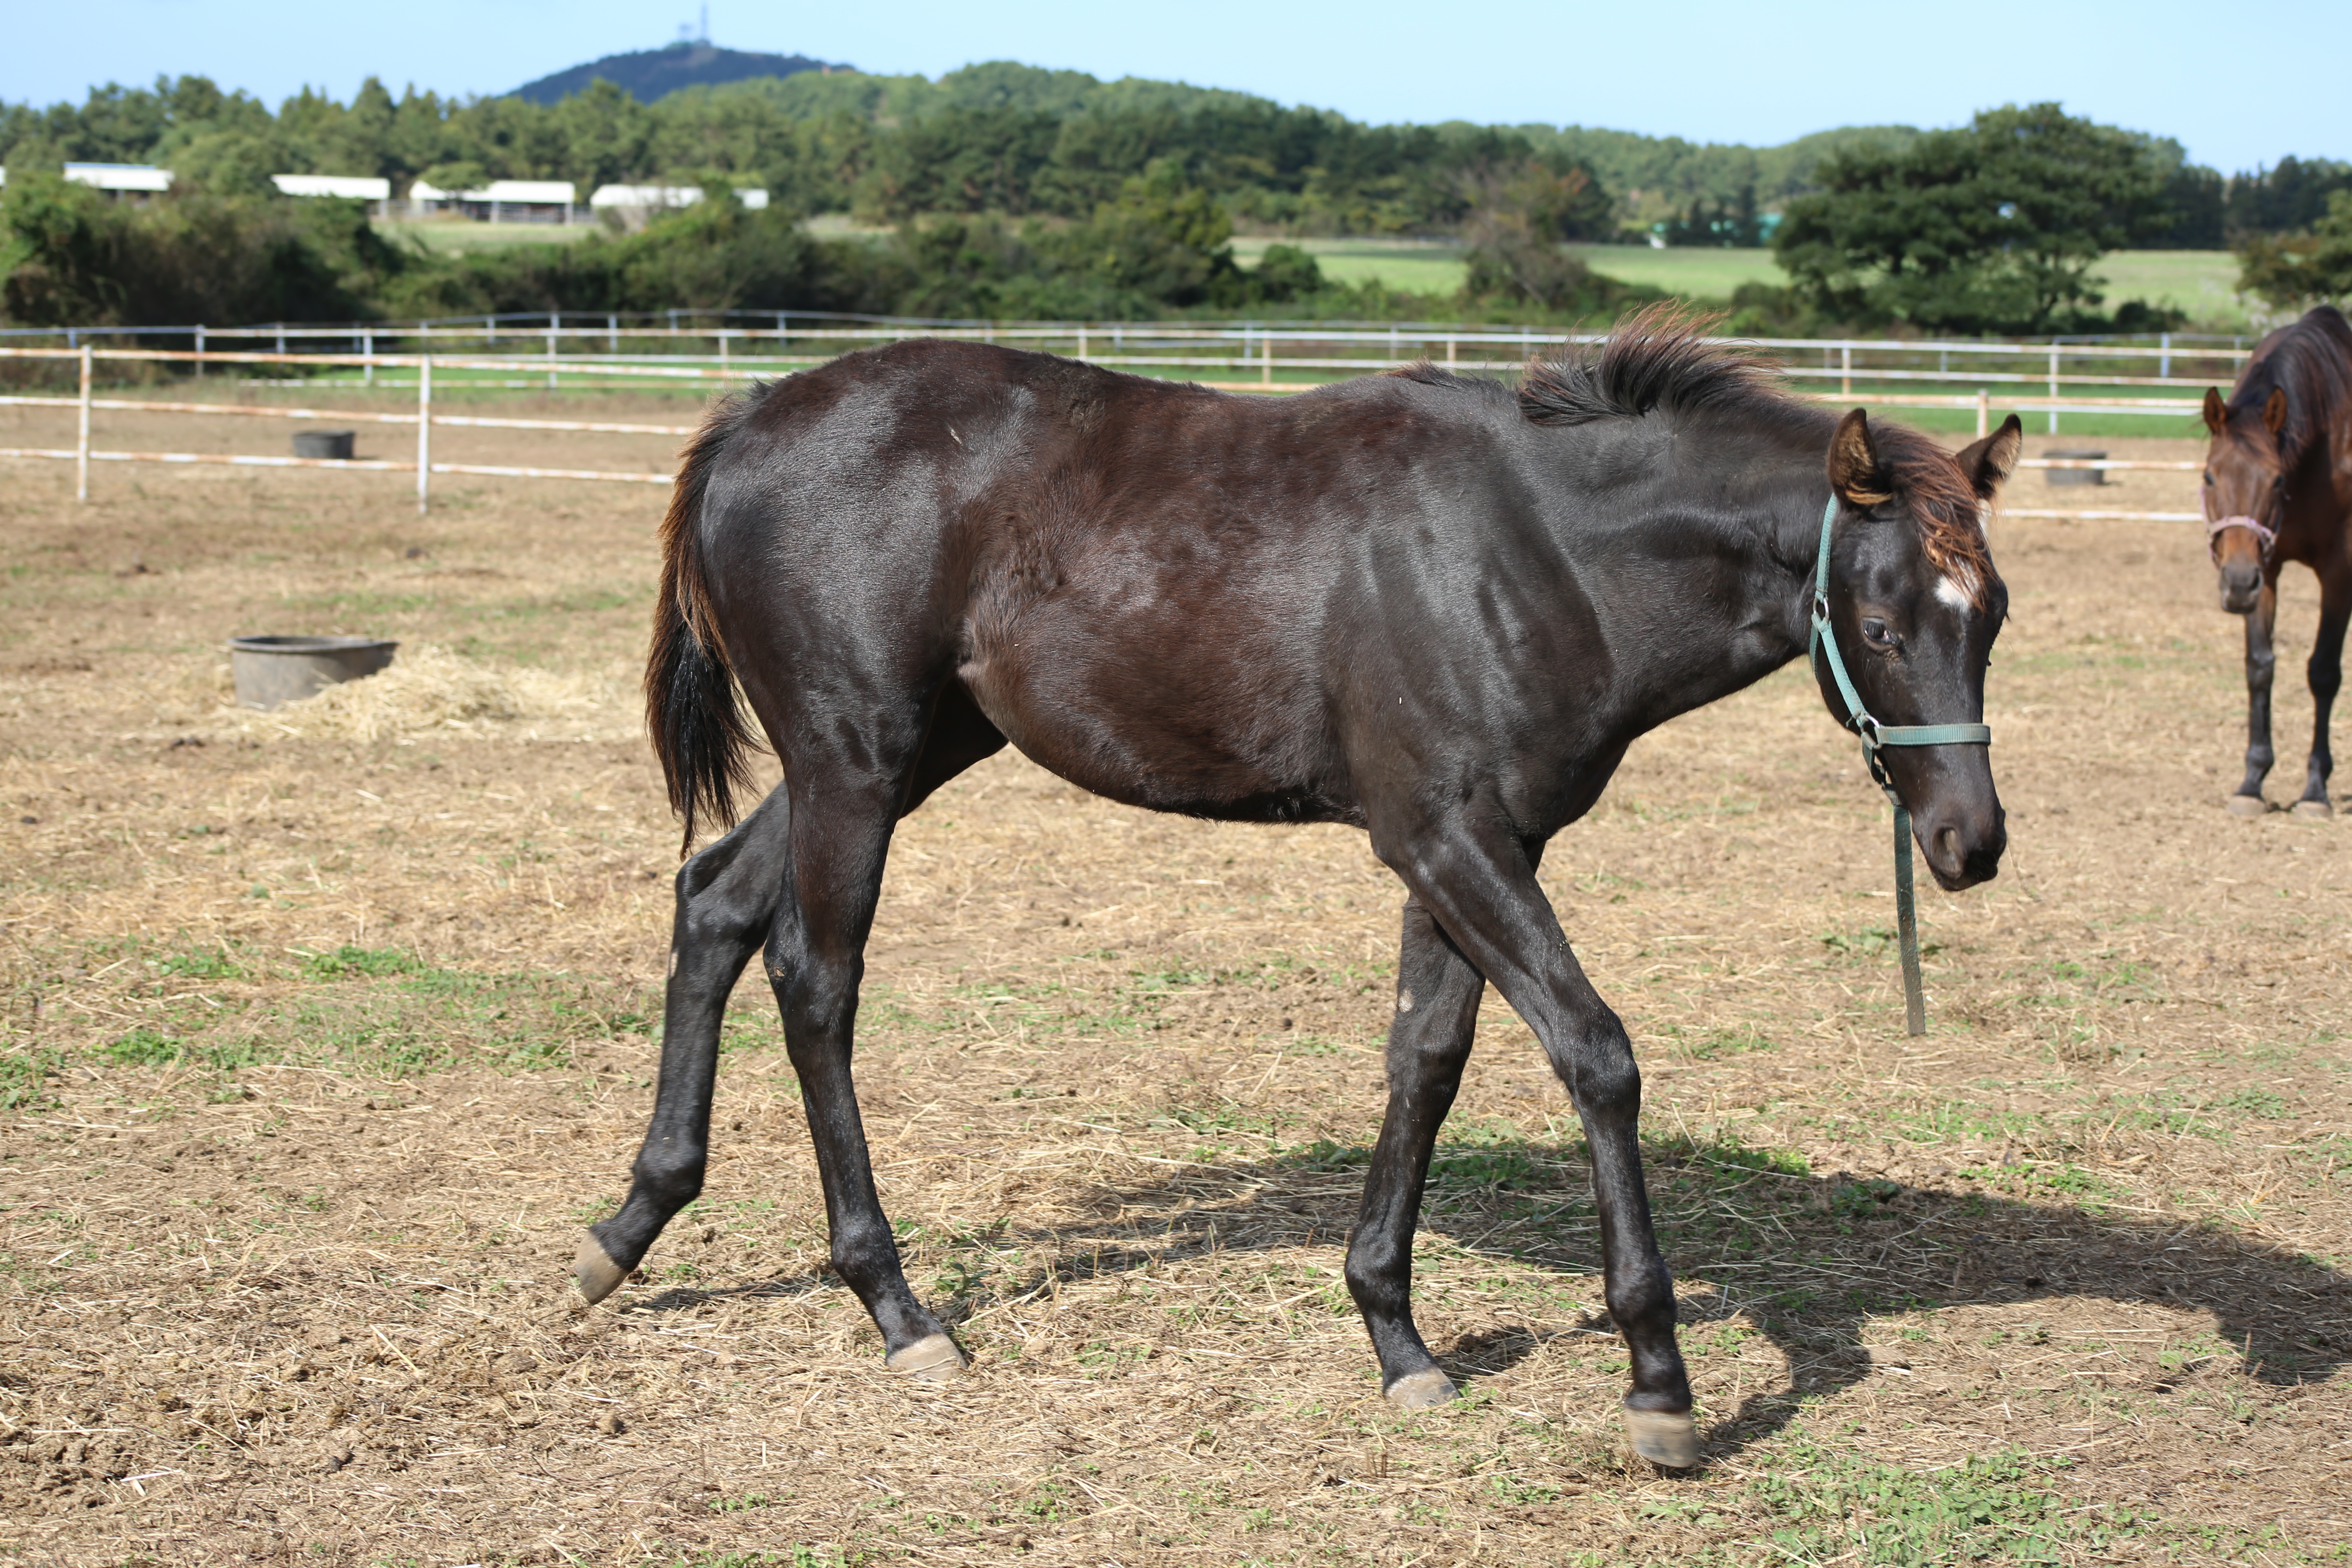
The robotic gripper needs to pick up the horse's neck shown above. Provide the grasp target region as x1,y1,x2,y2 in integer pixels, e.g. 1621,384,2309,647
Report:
1599,463,1824,726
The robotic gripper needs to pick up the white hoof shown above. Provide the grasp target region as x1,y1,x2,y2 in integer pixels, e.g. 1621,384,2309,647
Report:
2294,798,2333,820
886,1333,967,1380
1625,1408,1700,1468
2225,794,2268,818
1383,1368,1457,1409
574,1235,628,1304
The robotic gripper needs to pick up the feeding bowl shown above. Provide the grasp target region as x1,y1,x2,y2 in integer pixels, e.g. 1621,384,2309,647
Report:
293,430,356,461
229,635,397,710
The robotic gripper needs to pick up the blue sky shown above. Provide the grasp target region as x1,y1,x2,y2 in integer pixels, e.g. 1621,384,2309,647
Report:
5,0,2345,174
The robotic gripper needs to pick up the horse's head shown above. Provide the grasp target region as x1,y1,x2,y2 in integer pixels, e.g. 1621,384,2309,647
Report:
2200,384,2288,614
1816,410,2019,891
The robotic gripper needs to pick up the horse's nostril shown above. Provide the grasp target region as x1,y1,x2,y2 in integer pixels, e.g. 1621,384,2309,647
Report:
1933,826,1963,869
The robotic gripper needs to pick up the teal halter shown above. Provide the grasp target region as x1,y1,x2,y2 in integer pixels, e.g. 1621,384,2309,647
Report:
1808,497,1992,1035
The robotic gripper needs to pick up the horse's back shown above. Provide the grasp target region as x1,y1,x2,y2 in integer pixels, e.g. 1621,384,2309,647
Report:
691,341,1500,821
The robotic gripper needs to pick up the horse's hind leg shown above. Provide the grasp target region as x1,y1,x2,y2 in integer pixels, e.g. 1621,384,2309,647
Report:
578,785,795,1301
766,755,964,1376
2296,576,2348,817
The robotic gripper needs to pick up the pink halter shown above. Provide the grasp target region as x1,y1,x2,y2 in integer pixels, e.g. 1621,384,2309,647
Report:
2205,510,2278,560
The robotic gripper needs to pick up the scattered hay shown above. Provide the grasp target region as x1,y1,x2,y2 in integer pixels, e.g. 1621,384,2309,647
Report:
138,645,638,744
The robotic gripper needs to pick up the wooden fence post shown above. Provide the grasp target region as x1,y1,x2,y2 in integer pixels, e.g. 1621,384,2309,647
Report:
1976,389,1989,439
1840,343,1852,398
194,323,205,380
76,344,92,504
2048,344,2060,435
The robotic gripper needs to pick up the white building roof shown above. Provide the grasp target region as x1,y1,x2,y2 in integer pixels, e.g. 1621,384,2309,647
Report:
589,184,768,211
63,163,174,192
273,174,392,200
409,178,575,203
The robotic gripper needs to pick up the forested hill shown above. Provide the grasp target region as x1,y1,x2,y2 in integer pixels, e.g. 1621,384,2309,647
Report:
510,45,844,107
0,58,1926,234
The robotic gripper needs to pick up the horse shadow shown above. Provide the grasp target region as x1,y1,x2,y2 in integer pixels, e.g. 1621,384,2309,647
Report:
624,1131,2350,1462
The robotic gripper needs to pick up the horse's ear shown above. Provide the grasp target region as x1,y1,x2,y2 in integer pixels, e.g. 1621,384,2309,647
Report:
1827,409,1893,507
2203,387,2227,434
2263,387,2288,434
1953,414,2023,500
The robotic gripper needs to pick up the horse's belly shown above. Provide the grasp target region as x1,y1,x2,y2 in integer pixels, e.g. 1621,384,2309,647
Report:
957,644,1342,822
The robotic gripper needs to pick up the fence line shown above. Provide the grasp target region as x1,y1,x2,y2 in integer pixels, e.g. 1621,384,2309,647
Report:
0,343,2216,517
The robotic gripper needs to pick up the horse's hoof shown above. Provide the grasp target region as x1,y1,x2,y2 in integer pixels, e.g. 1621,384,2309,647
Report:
2225,794,2268,818
573,1235,628,1305
2294,798,2333,819
1383,1368,1457,1409
886,1333,967,1381
1624,1408,1700,1468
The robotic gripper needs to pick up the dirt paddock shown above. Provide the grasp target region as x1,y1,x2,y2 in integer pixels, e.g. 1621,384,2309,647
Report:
1,395,2348,1567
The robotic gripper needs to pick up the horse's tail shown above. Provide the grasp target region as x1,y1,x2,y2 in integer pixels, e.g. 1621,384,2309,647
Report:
646,394,762,855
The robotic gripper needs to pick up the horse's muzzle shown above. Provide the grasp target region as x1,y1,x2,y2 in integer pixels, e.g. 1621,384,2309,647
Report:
1918,804,2005,892
2219,563,2263,614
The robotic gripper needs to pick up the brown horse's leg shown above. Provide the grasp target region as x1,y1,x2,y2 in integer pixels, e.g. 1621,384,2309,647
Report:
578,785,795,1301
2234,580,2280,811
1364,813,1694,1466
2296,576,2349,815
766,762,962,1376
1344,896,1488,1408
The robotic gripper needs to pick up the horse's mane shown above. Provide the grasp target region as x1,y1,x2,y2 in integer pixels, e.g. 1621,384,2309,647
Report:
2232,305,2352,458
1515,303,1994,599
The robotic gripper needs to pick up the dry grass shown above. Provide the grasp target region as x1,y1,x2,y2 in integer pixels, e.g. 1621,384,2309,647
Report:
1,400,2349,1567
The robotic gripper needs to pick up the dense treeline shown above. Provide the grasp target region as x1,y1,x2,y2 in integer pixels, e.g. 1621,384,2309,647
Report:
0,163,1657,328
5,62,2349,333
4,61,2335,243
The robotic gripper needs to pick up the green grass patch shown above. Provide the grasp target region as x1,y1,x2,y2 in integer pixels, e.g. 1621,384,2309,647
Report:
0,1045,66,1110
301,945,426,979
1735,1443,2115,1564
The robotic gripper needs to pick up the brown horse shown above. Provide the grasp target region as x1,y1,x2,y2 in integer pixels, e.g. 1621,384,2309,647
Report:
2202,304,2352,816
577,307,2019,1468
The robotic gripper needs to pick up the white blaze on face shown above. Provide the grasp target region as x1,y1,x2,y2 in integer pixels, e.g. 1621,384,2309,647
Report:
1936,575,1975,614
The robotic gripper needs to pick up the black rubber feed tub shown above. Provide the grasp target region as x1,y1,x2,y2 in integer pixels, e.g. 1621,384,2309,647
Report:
229,636,397,710
2042,448,2107,487
293,430,356,461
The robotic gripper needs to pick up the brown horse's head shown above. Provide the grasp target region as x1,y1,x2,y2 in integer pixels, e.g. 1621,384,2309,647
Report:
1818,410,2020,891
2201,384,2288,614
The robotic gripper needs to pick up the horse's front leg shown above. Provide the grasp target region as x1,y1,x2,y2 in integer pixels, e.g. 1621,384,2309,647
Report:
1365,812,1695,1467
1345,895,1490,1408
2234,579,2280,812
2296,577,2349,817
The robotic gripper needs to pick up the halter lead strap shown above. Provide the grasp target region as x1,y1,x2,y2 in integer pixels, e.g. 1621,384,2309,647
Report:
1808,497,1991,1036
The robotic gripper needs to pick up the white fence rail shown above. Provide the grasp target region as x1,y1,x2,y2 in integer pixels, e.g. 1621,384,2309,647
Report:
0,341,2216,519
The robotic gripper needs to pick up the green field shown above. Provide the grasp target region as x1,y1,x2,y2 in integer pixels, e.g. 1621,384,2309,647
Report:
382,219,596,256
1231,238,2256,331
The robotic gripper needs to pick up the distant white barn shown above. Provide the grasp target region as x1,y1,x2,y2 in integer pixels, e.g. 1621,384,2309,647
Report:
590,184,771,220
273,174,391,200
64,163,174,193
408,178,580,223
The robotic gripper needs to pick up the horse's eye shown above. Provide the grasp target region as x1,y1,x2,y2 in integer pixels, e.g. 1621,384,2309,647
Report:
1861,618,1896,648
2202,472,2213,485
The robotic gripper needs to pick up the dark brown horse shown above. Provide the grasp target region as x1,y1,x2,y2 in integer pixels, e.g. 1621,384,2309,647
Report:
577,308,2020,1468
2203,304,2352,817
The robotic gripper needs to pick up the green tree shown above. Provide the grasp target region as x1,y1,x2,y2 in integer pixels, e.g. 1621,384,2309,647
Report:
2237,190,2352,311
1458,159,1616,308
1774,103,2176,334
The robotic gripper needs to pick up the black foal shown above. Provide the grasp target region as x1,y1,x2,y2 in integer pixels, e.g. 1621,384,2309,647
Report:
578,307,2019,1466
